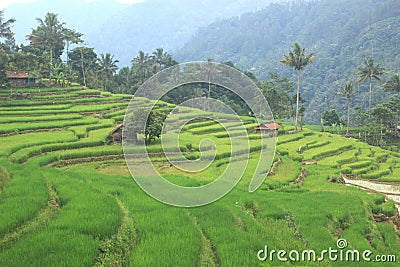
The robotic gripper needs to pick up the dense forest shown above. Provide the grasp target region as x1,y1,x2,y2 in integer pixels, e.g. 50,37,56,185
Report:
175,0,400,124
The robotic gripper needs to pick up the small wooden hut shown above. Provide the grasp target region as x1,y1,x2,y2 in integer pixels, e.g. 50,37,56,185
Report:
255,122,281,136
6,70,38,86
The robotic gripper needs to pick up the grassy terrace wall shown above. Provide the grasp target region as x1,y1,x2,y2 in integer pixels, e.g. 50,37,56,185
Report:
0,86,399,266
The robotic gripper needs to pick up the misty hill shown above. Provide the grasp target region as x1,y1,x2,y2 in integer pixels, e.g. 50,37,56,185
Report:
4,0,286,66
175,0,400,124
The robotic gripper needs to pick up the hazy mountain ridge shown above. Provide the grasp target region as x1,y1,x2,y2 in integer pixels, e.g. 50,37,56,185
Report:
4,0,287,66
87,0,285,66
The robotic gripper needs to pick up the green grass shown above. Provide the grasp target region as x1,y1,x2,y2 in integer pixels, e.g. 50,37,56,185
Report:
0,87,400,266
0,114,83,124
10,128,110,164
0,117,99,134
0,162,48,238
0,131,78,157
0,104,71,111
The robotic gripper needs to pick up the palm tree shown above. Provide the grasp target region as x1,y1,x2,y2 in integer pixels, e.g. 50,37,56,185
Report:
0,10,15,39
338,81,357,136
98,53,119,91
356,57,386,111
63,29,83,64
27,13,65,84
132,51,151,83
152,48,167,70
280,43,315,131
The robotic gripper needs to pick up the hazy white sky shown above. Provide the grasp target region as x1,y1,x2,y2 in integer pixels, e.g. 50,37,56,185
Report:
0,0,37,10
0,0,144,10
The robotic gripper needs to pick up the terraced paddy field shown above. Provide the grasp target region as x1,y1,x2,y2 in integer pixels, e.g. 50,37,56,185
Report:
0,86,399,266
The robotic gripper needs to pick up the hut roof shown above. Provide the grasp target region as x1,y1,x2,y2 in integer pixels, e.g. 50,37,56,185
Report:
108,124,123,136
6,70,35,79
255,122,281,130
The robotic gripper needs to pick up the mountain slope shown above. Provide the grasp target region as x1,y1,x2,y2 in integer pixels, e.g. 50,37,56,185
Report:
175,0,400,123
86,0,285,66
4,0,287,66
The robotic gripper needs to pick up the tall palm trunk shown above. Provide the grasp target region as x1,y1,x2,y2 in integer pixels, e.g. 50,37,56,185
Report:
346,99,350,136
49,45,53,85
295,70,301,131
368,77,372,111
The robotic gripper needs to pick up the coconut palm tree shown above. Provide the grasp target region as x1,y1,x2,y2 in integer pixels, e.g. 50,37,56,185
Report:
132,51,152,83
98,53,119,91
338,81,357,136
280,43,315,131
356,57,386,111
27,13,66,84
152,47,167,70
0,10,15,40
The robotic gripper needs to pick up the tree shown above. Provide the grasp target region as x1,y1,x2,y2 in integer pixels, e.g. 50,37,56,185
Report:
69,46,98,87
145,111,167,145
27,13,66,84
338,81,357,135
63,28,83,64
114,67,135,94
131,51,153,83
356,57,386,111
0,10,15,40
384,73,400,95
124,107,166,144
322,109,341,126
382,73,400,136
370,104,395,146
280,43,315,131
260,72,294,119
0,10,15,84
98,53,119,91
152,47,167,70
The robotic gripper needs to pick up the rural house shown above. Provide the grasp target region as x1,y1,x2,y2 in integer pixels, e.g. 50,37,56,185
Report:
255,122,281,136
6,70,38,86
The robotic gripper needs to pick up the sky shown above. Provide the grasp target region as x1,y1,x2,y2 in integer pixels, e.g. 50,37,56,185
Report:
0,0,144,10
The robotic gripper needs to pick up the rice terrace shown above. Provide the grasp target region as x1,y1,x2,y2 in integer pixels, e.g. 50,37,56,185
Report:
0,81,399,266
1,0,400,266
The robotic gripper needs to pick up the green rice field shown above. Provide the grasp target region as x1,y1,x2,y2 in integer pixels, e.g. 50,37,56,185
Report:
0,86,399,266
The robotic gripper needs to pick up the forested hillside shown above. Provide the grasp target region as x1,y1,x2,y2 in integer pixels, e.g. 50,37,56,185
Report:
175,0,400,123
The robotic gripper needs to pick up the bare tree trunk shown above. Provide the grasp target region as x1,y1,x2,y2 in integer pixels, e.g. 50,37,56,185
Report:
295,70,301,131
80,49,87,87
